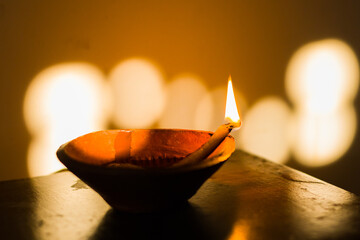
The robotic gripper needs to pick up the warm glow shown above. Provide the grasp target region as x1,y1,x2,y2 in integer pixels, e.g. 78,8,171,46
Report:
228,221,249,240
286,39,359,167
158,74,208,129
239,97,291,164
27,134,66,178
109,58,166,128
195,85,246,149
24,63,109,177
286,39,359,113
290,107,357,167
225,76,241,123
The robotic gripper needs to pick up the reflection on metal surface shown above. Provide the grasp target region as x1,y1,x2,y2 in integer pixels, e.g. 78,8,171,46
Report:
24,63,109,177
195,85,247,148
109,58,166,129
159,74,208,129
239,97,291,164
286,39,359,167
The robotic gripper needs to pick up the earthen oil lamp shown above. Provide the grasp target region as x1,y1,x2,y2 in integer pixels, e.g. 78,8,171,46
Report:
57,76,241,213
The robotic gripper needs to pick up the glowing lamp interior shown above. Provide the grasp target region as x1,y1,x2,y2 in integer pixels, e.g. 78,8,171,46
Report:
225,76,241,123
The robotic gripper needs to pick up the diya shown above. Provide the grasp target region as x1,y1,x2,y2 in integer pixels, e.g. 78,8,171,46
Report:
56,76,241,212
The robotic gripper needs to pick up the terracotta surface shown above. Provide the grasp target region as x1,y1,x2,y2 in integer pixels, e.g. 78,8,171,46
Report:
64,129,234,168
57,129,235,212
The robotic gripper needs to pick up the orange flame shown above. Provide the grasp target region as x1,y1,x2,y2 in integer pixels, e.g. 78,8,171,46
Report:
225,75,241,123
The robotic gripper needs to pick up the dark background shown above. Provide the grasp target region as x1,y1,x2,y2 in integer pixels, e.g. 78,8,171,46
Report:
0,1,359,194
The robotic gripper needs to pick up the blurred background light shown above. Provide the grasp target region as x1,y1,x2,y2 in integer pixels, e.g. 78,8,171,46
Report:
239,96,291,164
109,58,166,129
286,39,359,167
1,0,359,195
289,107,357,167
27,133,65,179
159,74,208,129
286,39,359,114
23,63,109,177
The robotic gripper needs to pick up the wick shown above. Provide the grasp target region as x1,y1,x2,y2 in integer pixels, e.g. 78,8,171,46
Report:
172,121,241,168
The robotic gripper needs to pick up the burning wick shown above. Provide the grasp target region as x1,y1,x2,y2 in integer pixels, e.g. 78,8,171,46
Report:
174,75,242,167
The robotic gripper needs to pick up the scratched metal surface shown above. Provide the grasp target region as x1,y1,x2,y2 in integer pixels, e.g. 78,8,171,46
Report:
0,150,359,240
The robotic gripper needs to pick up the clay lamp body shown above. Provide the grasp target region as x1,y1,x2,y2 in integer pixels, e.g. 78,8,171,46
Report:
57,129,235,213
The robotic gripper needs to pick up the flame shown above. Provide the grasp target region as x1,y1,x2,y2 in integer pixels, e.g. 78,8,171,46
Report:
225,75,241,123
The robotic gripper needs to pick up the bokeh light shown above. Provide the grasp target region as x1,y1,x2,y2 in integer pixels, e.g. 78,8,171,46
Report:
109,58,166,129
239,96,291,164
24,62,109,177
286,39,359,113
286,39,359,167
24,63,110,134
289,107,357,167
159,74,208,129
27,132,73,177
